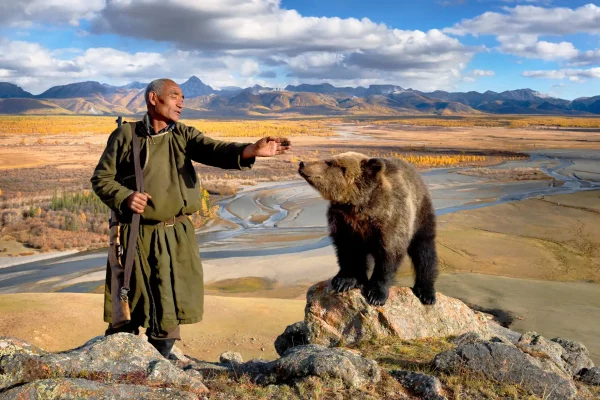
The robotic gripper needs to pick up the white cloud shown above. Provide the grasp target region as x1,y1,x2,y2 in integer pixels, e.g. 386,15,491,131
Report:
1,0,106,27
522,68,600,81
0,39,257,94
444,4,599,63
445,4,600,36
472,69,495,76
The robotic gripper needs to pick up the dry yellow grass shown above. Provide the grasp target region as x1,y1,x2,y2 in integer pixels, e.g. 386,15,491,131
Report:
0,116,334,137
369,116,600,128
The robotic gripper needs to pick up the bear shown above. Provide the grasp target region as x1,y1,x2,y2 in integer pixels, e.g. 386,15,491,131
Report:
298,152,438,306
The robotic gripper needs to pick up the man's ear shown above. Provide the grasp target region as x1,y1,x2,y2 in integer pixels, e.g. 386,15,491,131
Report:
148,91,158,107
362,158,385,176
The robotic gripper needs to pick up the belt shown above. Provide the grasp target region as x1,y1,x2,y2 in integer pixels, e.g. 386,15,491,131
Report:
141,214,189,227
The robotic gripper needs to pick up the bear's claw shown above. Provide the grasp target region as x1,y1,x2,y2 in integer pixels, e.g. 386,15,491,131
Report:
363,285,389,306
413,285,437,305
331,275,361,292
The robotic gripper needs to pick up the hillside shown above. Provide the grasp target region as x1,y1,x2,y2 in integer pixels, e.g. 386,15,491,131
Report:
0,78,599,116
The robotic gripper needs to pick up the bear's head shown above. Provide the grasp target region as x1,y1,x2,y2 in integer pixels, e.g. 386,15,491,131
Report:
298,152,387,205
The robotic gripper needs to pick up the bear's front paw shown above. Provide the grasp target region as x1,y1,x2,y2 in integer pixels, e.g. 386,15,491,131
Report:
331,275,361,292
413,285,436,305
363,284,389,306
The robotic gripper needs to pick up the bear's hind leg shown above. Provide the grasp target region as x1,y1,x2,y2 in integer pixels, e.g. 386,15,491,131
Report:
363,252,403,306
407,223,438,305
331,240,369,293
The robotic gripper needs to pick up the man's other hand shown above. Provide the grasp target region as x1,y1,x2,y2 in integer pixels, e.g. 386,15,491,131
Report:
126,192,152,214
242,137,292,158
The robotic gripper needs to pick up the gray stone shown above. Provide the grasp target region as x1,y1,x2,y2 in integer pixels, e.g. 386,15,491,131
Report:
390,370,447,400
0,334,208,395
488,321,521,344
434,341,577,400
219,351,244,365
0,378,198,399
274,321,308,356
579,367,600,386
551,338,594,376
273,344,381,388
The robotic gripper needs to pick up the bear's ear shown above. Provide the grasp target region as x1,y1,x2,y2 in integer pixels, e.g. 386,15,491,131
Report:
362,158,385,176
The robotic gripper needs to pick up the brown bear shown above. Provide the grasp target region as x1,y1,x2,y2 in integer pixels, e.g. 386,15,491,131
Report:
298,152,438,306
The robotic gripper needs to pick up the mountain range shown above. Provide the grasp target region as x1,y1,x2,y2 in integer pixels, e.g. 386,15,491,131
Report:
1,76,599,116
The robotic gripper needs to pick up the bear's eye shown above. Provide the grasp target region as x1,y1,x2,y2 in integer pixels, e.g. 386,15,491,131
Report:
325,161,333,167
340,166,346,174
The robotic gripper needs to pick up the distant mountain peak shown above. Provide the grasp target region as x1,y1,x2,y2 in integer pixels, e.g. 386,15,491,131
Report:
0,82,33,99
180,76,214,98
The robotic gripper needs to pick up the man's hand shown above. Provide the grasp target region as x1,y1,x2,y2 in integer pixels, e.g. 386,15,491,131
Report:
126,192,152,214
242,137,292,158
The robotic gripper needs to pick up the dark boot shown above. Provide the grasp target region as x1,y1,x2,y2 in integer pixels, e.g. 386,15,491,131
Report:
148,338,175,358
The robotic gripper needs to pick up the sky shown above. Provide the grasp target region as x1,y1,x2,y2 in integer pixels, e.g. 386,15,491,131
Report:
1,0,600,99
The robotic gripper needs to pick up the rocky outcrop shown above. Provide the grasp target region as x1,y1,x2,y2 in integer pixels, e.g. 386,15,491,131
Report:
0,334,208,397
304,280,490,348
433,338,578,400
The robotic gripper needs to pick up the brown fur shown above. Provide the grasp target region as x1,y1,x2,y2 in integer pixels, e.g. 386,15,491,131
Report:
298,152,438,306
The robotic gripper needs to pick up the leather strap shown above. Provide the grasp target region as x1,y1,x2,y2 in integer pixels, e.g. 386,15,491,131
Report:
121,122,141,300
141,214,189,226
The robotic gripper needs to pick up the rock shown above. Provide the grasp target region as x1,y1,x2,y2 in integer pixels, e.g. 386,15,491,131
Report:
272,344,381,388
274,321,308,356
390,370,447,400
0,378,198,399
238,359,277,384
579,367,600,386
551,338,594,376
488,321,521,344
433,341,578,400
0,334,208,395
450,332,484,347
305,280,490,348
516,331,570,377
219,351,243,365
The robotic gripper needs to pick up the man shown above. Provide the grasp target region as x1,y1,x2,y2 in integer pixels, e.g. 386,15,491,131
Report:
91,78,291,357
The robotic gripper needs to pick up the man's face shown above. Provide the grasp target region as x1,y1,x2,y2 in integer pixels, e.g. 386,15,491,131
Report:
149,80,184,122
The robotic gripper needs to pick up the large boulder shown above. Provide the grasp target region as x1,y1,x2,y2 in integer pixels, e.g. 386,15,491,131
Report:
433,340,578,400
239,344,381,389
272,344,381,389
551,337,594,376
0,334,208,396
305,280,490,347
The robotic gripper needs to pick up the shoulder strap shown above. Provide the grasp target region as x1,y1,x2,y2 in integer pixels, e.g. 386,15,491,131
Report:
121,122,141,296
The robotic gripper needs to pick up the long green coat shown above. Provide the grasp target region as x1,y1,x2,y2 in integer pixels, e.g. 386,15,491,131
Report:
91,118,254,332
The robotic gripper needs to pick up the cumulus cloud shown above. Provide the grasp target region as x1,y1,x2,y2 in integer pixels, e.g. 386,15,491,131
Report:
444,4,600,63
445,4,600,36
0,0,105,27
86,0,477,89
0,39,258,94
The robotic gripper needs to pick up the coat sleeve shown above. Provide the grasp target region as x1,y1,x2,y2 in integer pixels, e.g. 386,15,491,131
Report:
90,126,134,213
185,125,255,170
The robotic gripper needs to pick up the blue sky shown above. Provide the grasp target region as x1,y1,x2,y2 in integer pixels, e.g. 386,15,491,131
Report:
1,0,600,99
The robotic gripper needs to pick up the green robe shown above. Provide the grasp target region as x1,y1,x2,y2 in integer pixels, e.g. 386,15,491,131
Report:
91,119,254,332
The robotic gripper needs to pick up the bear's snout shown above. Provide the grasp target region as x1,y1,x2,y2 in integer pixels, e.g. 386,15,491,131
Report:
299,161,305,169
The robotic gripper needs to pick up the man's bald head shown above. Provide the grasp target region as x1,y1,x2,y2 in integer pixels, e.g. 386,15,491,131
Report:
145,79,178,106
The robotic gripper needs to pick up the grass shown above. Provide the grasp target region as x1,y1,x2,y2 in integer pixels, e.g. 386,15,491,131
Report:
369,116,600,128
0,116,335,137
352,337,543,400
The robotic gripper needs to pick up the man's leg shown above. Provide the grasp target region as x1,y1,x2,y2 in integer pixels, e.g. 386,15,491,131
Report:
146,325,180,358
